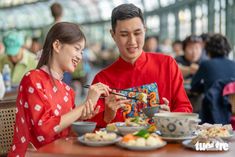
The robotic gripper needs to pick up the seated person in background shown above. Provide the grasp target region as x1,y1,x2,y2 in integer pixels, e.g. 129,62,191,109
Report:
200,33,211,54
0,31,37,85
8,22,111,157
175,35,208,80
29,37,42,54
143,35,161,52
172,40,183,57
191,34,235,124
191,34,235,95
0,72,5,99
89,3,192,128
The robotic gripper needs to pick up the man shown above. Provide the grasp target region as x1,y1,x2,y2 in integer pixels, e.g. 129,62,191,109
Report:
143,36,161,52
172,40,183,57
0,31,37,85
90,4,192,128
175,35,208,80
41,2,63,44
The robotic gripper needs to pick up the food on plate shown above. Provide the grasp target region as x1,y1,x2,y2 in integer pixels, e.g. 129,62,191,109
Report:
147,124,157,133
197,123,233,138
106,123,118,132
190,135,224,145
84,131,117,142
125,116,148,127
137,93,148,103
121,129,164,147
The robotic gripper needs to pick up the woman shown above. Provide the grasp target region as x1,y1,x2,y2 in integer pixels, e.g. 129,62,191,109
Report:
8,22,110,156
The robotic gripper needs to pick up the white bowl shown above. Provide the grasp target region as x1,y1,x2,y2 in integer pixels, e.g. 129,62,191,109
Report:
153,112,200,137
72,121,96,136
115,122,146,135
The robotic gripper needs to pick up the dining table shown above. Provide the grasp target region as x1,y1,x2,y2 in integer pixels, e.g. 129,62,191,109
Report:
26,136,235,157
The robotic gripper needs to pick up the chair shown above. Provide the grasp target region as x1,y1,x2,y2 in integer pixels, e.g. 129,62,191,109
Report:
223,81,235,130
223,81,235,114
0,99,16,156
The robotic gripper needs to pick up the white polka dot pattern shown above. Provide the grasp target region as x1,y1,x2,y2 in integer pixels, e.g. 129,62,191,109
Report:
28,87,34,93
38,120,43,126
37,136,45,142
24,102,28,108
36,83,42,89
64,96,68,102
21,136,26,143
34,104,42,111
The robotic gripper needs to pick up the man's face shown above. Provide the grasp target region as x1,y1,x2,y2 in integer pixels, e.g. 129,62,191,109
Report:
8,49,23,64
111,17,145,64
185,42,202,63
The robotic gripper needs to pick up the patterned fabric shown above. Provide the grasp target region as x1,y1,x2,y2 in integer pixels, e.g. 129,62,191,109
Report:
8,69,75,157
90,52,192,128
120,83,159,119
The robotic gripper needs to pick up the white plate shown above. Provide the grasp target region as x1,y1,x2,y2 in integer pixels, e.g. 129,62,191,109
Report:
182,140,195,150
182,140,229,151
220,132,234,140
160,135,197,141
78,136,121,147
117,141,167,151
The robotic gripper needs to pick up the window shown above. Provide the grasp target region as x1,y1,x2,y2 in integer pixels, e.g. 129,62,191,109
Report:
179,8,191,40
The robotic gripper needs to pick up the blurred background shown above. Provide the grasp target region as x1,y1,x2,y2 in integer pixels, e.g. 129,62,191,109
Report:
1,0,235,105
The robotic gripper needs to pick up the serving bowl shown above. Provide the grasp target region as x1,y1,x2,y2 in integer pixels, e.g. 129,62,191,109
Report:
153,112,200,137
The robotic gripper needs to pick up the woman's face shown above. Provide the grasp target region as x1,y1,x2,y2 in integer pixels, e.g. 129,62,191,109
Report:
56,39,85,73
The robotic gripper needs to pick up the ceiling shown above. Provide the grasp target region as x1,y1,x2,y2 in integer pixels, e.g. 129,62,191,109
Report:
0,0,177,30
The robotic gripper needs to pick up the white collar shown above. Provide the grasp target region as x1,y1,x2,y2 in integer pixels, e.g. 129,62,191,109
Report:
40,65,63,81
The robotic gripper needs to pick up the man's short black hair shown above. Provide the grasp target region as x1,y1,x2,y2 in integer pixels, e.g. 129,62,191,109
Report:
172,40,182,46
205,34,231,58
182,35,202,51
50,2,63,19
145,35,159,42
111,3,144,32
200,33,211,43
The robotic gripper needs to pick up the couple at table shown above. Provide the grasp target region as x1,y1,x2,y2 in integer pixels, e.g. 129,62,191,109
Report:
9,3,192,157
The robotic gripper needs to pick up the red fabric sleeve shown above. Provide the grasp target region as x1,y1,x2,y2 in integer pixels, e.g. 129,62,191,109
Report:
22,76,61,144
170,59,192,112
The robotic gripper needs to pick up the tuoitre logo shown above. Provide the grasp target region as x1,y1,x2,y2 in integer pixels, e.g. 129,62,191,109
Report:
194,141,229,151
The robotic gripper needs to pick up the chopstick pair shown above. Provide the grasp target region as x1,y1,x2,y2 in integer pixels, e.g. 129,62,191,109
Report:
82,85,138,100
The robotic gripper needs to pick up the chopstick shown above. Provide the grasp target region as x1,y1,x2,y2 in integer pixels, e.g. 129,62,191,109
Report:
83,85,142,93
82,85,138,100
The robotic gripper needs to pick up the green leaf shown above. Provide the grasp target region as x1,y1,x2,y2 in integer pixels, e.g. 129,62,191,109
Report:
133,129,150,139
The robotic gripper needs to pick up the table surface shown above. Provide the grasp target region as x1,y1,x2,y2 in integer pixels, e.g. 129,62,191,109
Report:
27,136,235,157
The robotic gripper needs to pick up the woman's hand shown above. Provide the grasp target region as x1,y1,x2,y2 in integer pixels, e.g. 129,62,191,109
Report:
104,93,131,123
159,97,170,112
87,82,111,105
79,99,100,120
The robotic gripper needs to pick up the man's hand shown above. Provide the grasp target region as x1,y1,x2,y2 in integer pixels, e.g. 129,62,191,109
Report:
159,97,170,112
104,93,131,123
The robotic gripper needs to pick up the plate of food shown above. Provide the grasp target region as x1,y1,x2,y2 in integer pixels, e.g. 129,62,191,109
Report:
78,131,121,147
195,123,234,140
115,117,149,135
182,135,229,151
117,129,166,151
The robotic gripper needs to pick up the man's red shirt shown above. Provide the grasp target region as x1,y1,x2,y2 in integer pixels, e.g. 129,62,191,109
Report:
90,52,192,127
